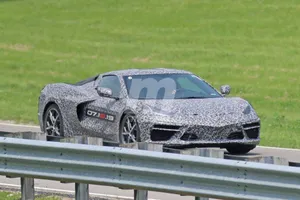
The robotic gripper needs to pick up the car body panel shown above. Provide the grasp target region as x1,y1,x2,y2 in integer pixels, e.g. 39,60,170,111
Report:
38,68,261,147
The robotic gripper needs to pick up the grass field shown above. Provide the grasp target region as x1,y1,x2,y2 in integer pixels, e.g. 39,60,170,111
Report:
0,191,60,200
0,0,299,148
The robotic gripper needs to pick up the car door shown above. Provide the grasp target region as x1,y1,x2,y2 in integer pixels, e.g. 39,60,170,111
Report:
81,75,127,141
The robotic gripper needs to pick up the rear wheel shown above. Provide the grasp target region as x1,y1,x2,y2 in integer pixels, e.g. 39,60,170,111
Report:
43,104,64,141
119,112,140,144
226,144,256,155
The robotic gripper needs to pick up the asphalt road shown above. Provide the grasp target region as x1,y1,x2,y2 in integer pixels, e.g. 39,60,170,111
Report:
0,122,300,200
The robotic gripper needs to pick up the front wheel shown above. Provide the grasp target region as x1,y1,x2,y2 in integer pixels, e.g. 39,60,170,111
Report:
119,112,140,144
226,144,256,155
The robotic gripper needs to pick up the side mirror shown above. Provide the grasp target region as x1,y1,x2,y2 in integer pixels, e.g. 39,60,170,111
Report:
96,87,113,98
220,85,231,96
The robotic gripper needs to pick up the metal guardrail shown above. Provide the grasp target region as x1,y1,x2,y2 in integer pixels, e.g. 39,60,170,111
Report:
0,137,299,200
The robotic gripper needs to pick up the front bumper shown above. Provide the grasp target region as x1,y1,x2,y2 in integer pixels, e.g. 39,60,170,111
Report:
150,138,260,147
139,120,261,147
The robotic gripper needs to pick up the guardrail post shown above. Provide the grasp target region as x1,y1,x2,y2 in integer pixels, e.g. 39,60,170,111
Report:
181,148,224,200
10,132,46,200
75,182,89,200
21,177,34,200
121,142,163,200
61,135,103,200
136,143,162,200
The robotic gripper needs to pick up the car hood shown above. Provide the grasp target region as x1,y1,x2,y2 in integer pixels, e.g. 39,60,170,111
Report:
135,97,259,126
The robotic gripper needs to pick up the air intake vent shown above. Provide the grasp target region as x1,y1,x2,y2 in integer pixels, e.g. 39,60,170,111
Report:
153,124,181,130
245,128,259,139
227,132,244,140
150,130,176,141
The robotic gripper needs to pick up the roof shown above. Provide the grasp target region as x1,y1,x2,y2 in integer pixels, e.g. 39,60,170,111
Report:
102,68,192,76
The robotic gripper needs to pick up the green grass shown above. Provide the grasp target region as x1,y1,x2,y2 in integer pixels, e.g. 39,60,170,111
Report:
0,191,60,200
0,0,299,148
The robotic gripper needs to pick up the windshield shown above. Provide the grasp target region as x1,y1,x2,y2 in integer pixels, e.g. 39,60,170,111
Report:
123,73,222,99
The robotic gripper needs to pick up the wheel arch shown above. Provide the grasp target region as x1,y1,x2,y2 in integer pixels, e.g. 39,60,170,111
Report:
43,102,56,119
119,109,135,124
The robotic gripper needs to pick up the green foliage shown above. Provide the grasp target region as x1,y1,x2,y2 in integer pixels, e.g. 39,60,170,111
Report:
0,191,61,200
0,0,299,148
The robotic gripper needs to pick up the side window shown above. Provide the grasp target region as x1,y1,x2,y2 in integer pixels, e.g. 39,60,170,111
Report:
99,75,121,97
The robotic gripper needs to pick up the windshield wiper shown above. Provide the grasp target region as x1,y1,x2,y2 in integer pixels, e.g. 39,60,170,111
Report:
176,96,206,99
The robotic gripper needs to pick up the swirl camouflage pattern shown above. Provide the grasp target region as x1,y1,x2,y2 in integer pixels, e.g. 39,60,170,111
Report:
38,68,260,154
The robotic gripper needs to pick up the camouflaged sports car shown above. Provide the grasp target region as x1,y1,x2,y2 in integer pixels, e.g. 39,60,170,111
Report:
38,68,261,154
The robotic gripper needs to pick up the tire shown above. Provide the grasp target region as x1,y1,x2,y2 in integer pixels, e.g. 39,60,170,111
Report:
226,144,256,155
43,104,64,141
119,112,140,144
